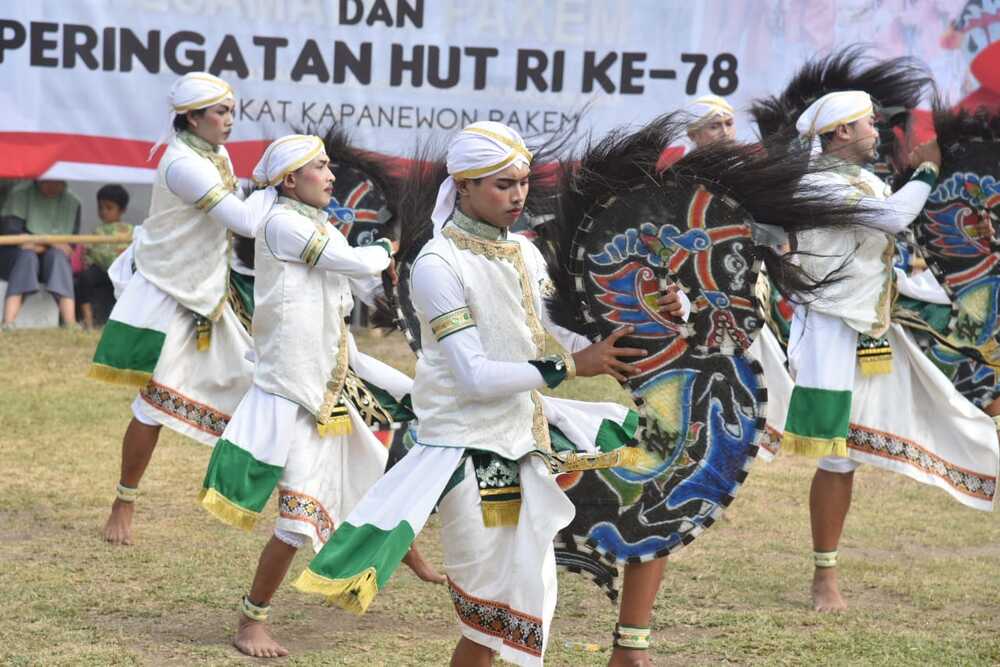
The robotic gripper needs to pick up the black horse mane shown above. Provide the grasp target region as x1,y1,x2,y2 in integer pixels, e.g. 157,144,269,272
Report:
395,144,449,265
933,105,1000,146
321,126,401,235
543,113,876,334
751,46,934,143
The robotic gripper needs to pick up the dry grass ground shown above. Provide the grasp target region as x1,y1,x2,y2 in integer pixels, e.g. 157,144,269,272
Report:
1,328,999,666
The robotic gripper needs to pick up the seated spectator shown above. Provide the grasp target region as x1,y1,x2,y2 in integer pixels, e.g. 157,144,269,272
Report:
1,180,81,328
76,185,133,330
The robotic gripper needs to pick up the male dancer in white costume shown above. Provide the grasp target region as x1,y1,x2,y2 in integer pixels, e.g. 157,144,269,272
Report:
656,94,736,171
294,122,675,666
90,73,275,545
199,135,442,657
783,90,999,612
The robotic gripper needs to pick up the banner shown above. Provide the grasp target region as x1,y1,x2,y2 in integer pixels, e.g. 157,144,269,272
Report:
0,0,997,183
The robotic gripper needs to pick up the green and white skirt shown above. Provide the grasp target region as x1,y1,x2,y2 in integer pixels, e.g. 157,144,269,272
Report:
784,308,998,511
200,383,392,551
88,270,253,445
293,395,637,666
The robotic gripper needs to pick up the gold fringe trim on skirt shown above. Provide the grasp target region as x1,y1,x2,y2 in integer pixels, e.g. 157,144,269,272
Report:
86,363,153,388
317,414,353,437
293,566,378,615
480,497,521,528
198,487,259,531
781,433,849,458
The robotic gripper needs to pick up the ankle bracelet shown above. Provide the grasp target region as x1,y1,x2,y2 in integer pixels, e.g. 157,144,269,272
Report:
814,550,838,568
613,624,651,650
240,595,270,622
116,483,139,503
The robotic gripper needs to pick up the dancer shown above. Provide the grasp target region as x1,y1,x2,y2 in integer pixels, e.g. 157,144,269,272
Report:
89,72,273,545
294,122,653,666
199,134,442,658
785,90,998,611
656,94,737,170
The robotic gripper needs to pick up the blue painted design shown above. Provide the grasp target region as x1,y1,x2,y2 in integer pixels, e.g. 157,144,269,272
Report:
590,222,711,267
324,197,356,224
929,172,1000,207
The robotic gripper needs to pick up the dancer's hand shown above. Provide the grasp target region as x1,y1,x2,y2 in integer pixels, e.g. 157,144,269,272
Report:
973,219,994,241
383,240,400,285
403,545,446,585
908,139,941,170
656,284,687,319
572,326,646,382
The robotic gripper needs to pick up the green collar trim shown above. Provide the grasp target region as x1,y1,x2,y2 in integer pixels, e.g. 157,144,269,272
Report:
451,208,506,241
815,153,865,178
178,130,220,157
278,195,328,224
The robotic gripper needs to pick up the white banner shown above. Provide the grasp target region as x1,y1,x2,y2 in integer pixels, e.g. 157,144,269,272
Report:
0,0,996,182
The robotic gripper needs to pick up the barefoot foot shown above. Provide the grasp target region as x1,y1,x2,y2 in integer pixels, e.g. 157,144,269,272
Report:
812,567,847,612
234,614,289,658
102,498,135,545
403,546,446,584
608,646,654,667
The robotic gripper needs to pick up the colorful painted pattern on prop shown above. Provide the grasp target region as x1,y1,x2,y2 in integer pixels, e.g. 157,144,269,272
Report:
914,159,1000,364
324,164,390,247
905,320,1000,410
556,182,766,599
946,356,1000,409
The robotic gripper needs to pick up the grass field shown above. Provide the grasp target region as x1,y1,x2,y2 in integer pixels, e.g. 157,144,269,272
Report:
2,328,999,666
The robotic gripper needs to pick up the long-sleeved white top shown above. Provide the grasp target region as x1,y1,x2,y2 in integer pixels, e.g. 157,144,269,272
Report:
165,156,275,238
857,179,933,235
262,205,392,276
410,249,690,401
410,253,550,400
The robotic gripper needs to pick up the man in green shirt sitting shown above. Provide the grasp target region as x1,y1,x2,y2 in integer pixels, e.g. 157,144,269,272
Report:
1,180,81,328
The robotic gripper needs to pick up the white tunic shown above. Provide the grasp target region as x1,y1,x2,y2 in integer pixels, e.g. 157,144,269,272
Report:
410,212,589,460
788,158,998,508
134,133,237,318
796,160,930,336
253,196,392,421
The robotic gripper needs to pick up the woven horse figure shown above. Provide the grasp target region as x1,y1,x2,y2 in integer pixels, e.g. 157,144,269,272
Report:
898,108,1000,410
540,114,875,598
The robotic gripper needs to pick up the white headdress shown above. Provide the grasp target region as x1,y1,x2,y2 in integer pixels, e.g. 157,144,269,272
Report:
149,72,235,160
430,121,533,237
685,95,735,132
252,134,326,187
237,134,328,236
796,90,873,155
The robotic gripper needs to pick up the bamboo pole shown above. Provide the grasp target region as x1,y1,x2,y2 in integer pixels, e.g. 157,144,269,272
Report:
0,234,133,246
